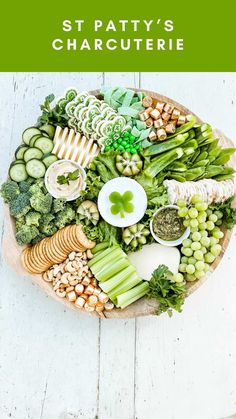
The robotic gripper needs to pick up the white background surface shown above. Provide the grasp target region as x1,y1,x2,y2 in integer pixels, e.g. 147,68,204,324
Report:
0,72,236,419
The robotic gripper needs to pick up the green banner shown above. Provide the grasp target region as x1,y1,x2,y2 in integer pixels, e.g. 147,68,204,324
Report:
1,0,236,71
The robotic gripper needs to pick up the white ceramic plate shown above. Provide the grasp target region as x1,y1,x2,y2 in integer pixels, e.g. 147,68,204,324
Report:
97,178,147,227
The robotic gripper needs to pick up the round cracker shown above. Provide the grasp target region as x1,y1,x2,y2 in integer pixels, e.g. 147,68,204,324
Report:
73,224,96,249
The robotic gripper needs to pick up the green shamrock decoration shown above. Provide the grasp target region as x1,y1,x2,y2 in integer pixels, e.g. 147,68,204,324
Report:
109,191,134,218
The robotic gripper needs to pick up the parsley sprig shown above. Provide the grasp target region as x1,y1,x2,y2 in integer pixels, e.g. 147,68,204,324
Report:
57,169,80,185
148,265,187,316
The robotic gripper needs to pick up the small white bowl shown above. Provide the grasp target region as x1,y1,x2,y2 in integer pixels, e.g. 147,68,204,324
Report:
45,159,86,201
150,204,190,247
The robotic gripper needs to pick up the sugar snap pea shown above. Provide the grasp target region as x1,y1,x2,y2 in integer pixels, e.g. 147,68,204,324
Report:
184,167,205,181
195,151,208,162
193,159,209,168
204,165,224,178
213,148,236,165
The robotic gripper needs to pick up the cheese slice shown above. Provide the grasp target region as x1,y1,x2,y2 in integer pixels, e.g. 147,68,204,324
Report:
128,243,180,281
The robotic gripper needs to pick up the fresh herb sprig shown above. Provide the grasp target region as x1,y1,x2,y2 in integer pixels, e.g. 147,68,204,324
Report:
148,265,187,316
38,94,69,127
57,169,80,185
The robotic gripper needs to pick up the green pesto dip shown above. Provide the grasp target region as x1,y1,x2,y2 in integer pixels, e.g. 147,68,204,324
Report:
153,207,186,241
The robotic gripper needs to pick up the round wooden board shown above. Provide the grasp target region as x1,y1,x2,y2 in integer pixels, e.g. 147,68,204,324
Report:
3,89,236,319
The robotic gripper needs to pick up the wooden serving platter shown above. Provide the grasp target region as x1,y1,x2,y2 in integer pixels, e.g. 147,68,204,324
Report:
3,89,236,318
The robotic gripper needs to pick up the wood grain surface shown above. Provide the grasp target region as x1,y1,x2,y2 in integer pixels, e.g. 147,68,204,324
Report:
1,72,236,419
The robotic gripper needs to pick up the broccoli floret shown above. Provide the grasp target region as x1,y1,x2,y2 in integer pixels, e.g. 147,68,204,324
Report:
52,198,66,213
15,217,26,232
34,178,48,194
30,193,53,214
10,193,31,219
25,211,41,227
15,225,39,245
31,233,46,244
0,181,20,203
29,183,43,196
55,205,76,229
40,222,58,236
39,213,55,235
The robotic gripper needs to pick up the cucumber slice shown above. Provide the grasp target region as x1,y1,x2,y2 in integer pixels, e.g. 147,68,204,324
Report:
34,137,53,154
24,147,44,162
15,145,29,160
29,134,42,148
9,163,28,182
11,159,25,166
26,159,46,179
39,124,55,139
42,154,58,168
22,127,41,145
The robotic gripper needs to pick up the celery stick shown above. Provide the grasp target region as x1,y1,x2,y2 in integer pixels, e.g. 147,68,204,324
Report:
90,248,125,274
109,272,142,301
100,266,136,293
116,282,149,309
92,242,109,255
96,257,130,282
88,246,118,267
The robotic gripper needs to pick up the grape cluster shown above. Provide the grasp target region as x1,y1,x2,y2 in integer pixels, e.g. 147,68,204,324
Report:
172,195,224,283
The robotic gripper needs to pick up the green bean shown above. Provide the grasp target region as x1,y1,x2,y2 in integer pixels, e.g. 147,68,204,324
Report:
219,166,235,175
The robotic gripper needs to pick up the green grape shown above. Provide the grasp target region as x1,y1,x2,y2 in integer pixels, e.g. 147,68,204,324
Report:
191,241,201,251
200,236,210,247
199,222,207,230
189,207,199,218
197,212,207,223
195,202,208,212
181,256,188,264
183,219,190,227
201,246,207,255
206,221,215,231
195,270,205,279
215,220,222,226
200,230,208,238
182,247,193,257
183,239,192,248
178,207,188,217
206,209,213,216
204,263,210,272
173,273,184,283
191,226,199,233
186,264,196,274
177,199,187,208
188,257,197,265
195,260,205,271
192,231,201,241
185,273,197,282
212,228,224,239
209,237,219,246
210,244,222,256
205,252,215,264
190,219,198,229
191,195,202,204
179,263,187,273
194,250,204,260
214,210,223,219
209,213,218,223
